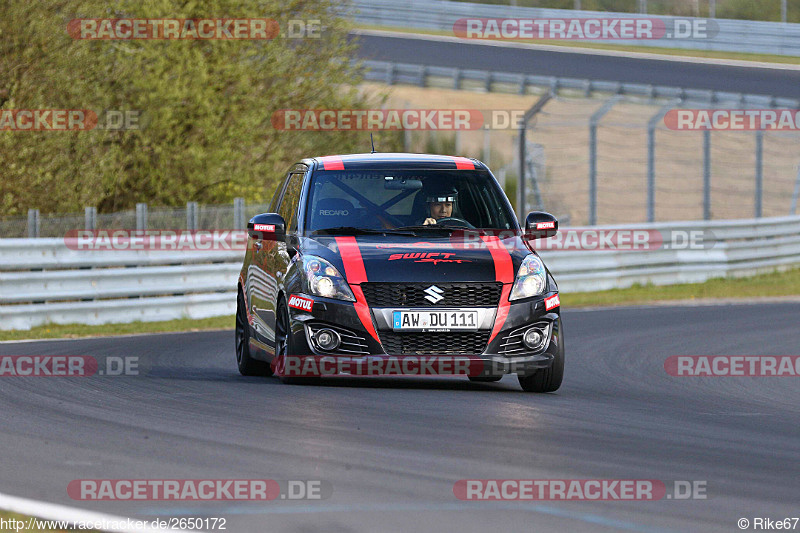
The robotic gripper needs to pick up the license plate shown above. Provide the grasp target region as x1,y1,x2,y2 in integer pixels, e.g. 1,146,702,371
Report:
392,310,479,331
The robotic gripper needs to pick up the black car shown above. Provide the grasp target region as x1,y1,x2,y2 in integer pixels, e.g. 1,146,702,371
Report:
235,153,564,392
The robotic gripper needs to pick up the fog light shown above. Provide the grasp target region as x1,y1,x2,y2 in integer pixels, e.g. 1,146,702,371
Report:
315,328,341,351
523,327,546,350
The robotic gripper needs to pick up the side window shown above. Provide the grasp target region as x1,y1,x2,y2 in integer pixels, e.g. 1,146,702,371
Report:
277,172,304,231
269,172,291,213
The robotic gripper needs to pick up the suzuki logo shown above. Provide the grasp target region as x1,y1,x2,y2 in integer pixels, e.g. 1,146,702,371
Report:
423,285,444,304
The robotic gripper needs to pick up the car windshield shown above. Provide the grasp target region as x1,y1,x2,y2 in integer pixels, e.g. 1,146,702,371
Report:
304,169,517,234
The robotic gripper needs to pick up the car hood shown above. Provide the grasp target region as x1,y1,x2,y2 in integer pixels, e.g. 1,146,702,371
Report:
301,234,533,284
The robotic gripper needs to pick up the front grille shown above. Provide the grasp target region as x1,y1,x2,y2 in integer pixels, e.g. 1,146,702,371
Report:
379,331,491,355
361,282,502,308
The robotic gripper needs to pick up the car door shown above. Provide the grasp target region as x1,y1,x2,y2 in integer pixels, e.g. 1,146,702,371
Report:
259,169,306,349
247,169,291,349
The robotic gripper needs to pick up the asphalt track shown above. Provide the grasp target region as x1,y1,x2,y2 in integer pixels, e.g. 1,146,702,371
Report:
351,31,800,100
1,303,799,532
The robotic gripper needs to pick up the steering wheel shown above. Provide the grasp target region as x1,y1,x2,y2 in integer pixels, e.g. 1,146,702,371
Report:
434,217,475,229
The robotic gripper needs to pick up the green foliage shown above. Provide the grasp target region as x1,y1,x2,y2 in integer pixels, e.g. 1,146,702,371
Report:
0,0,400,215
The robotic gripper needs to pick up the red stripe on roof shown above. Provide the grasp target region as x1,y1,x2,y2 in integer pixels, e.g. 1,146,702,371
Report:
452,157,475,170
318,156,344,170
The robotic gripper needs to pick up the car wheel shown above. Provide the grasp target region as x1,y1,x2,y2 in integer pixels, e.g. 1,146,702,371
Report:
236,291,272,376
468,376,502,383
518,327,564,393
276,297,315,385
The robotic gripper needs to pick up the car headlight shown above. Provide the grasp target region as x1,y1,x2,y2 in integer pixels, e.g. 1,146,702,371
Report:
509,255,547,301
303,256,355,302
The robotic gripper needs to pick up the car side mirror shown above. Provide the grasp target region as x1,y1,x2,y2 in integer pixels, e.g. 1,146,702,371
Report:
247,213,286,242
525,211,558,239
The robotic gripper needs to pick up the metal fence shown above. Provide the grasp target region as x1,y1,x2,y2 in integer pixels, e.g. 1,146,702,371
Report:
0,199,269,239
360,59,800,226
2,215,799,330
346,0,800,56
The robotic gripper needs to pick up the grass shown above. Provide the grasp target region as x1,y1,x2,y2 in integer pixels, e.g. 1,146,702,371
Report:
1,268,798,341
0,315,232,342
356,24,800,65
561,266,800,307
0,510,96,532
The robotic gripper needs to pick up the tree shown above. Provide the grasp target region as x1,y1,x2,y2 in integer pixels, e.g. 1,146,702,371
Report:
0,0,399,215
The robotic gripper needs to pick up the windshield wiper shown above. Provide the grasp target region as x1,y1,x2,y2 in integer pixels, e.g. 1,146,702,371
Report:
311,226,416,236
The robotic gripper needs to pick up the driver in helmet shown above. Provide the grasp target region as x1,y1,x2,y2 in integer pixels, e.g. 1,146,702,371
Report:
421,185,458,225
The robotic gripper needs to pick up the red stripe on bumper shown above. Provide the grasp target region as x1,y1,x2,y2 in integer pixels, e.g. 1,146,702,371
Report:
481,234,515,343
351,285,379,342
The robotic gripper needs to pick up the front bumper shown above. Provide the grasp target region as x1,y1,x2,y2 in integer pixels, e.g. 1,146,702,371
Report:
285,291,561,377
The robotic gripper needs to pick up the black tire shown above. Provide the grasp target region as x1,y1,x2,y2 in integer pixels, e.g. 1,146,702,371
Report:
518,329,564,393
235,291,273,376
276,297,315,385
468,376,502,383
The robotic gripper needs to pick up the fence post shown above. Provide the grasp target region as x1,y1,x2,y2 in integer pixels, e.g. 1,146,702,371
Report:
703,129,712,220
517,92,553,224
233,197,245,230
187,202,198,230
483,129,491,167
84,207,97,230
790,165,800,215
647,101,679,222
588,96,621,226
136,203,148,230
755,130,763,218
27,209,40,238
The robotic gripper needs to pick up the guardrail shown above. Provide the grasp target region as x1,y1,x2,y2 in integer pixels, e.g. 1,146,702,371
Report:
0,240,241,330
357,59,800,107
347,0,800,56
539,215,800,292
1,215,799,330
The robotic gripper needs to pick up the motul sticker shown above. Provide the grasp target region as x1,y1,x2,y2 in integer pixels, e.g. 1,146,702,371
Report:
288,295,313,312
253,224,275,232
536,222,555,230
544,294,560,311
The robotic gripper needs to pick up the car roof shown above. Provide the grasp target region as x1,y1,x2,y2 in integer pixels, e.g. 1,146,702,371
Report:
302,153,488,171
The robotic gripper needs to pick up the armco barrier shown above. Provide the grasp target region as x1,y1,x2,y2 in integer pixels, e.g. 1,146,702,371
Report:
1,215,799,330
346,0,800,57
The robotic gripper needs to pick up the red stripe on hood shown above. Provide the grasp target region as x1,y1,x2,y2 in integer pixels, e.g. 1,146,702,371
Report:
481,234,514,343
335,236,379,342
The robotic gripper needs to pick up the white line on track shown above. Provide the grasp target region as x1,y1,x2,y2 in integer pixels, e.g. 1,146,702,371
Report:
0,491,189,533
